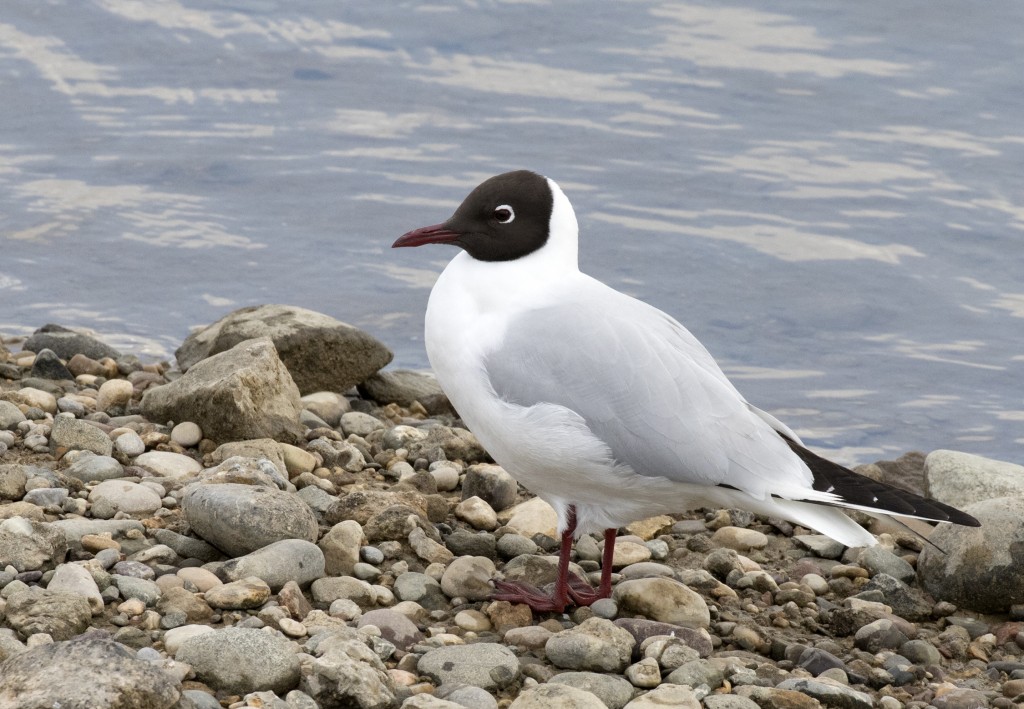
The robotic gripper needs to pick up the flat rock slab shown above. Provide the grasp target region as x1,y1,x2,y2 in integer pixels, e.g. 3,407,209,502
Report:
142,337,304,444
175,304,392,395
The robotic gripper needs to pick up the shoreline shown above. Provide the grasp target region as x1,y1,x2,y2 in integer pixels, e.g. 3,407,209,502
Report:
2,311,1023,709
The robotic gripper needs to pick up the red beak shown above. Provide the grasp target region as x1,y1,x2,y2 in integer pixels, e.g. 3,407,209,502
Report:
392,223,460,248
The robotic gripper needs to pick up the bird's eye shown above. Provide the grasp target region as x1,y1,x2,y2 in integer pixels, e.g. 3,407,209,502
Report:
493,205,515,224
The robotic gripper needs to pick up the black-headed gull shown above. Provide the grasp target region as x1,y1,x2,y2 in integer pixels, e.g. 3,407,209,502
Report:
393,170,978,612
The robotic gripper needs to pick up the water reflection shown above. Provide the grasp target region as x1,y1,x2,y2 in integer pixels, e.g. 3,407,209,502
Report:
1,0,1021,462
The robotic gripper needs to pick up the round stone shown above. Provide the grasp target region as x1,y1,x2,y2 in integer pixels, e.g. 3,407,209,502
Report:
175,626,300,695
171,421,203,447
134,451,202,479
88,480,162,519
96,379,133,412
113,431,146,458
440,556,496,601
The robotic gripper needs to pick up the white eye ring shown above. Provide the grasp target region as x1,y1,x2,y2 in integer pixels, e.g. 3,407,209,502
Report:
494,204,515,224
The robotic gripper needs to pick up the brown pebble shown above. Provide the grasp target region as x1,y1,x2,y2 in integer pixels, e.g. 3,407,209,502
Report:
81,533,121,553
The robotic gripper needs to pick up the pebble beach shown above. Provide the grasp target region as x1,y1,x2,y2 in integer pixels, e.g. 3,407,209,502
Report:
2,304,1024,709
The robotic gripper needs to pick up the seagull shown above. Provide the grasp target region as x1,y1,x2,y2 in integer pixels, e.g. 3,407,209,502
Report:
393,170,979,613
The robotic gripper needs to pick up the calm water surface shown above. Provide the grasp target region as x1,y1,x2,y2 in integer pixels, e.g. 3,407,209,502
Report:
2,1,1022,463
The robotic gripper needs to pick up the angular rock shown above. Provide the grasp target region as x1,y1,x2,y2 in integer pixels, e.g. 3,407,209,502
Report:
501,497,557,538
854,618,909,653
175,626,301,695
182,482,318,557
925,449,1024,507
197,455,289,489
157,586,214,622
211,438,287,478
49,416,113,457
918,496,1024,612
794,534,846,560
142,337,304,444
301,631,396,709
418,643,520,691
327,489,431,526
545,617,635,672
204,577,272,610
613,577,711,628
23,324,122,361
356,609,424,651
219,539,325,591
29,348,73,381
0,517,68,572
176,304,392,395
463,464,518,512
0,464,29,500
857,546,915,584
0,637,182,708
0,401,27,431
358,369,442,406
4,590,92,640
862,573,932,622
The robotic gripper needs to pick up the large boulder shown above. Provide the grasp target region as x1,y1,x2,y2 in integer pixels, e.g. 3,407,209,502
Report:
924,450,1024,507
0,637,183,708
175,304,392,394
918,496,1024,613
142,337,303,444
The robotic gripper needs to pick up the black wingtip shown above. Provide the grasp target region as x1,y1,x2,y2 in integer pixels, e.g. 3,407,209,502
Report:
780,435,981,528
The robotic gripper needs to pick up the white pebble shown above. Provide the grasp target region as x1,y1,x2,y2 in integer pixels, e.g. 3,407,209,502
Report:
114,430,145,457
170,421,202,447
278,618,307,638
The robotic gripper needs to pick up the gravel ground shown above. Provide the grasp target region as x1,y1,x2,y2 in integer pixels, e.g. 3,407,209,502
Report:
1,312,1023,709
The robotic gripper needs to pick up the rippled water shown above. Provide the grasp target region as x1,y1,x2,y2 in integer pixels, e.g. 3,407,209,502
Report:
2,1,1022,463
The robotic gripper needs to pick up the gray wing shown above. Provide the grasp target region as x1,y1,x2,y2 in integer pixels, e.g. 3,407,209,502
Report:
484,286,815,500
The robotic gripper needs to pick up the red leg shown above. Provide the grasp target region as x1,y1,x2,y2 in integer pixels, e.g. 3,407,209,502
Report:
492,505,583,613
567,527,617,605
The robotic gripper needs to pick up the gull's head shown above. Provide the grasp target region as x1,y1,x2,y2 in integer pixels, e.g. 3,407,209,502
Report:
393,170,578,266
